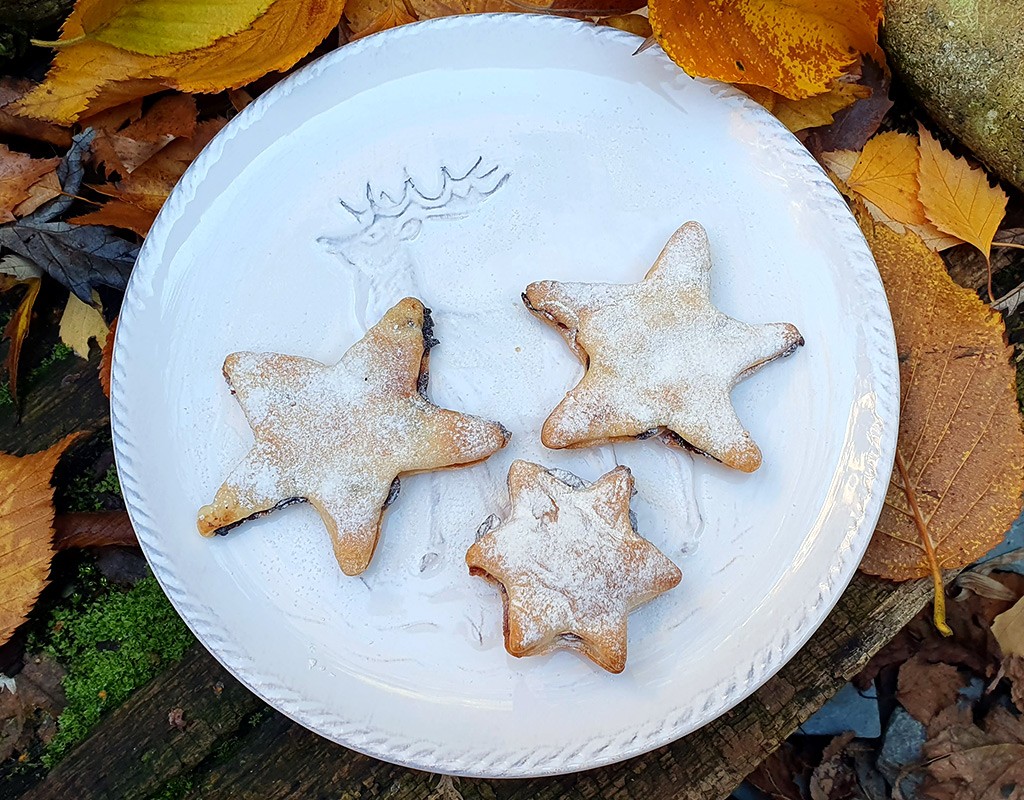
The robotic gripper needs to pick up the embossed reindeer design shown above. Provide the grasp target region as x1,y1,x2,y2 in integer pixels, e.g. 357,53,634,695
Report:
318,158,510,329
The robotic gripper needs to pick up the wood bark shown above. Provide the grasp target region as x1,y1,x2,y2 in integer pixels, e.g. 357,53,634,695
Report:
18,574,934,800
884,0,1024,192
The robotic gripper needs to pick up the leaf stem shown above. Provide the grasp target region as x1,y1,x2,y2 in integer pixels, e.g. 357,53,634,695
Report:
30,35,86,49
895,449,952,636
992,241,1024,251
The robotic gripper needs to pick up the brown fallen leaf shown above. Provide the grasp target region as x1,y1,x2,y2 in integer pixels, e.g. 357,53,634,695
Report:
745,81,869,133
0,653,66,762
12,170,62,219
99,315,117,398
945,228,1024,299
897,655,967,726
0,435,82,647
803,56,892,154
0,274,41,404
92,93,198,177
74,118,226,234
808,732,858,800
0,146,61,224
16,0,345,124
917,124,1008,260
855,210,1024,635
921,705,1024,800
53,511,137,550
648,0,884,100
746,743,807,800
0,79,72,149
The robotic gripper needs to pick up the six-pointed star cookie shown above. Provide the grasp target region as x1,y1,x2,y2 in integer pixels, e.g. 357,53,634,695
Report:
466,460,681,673
523,221,804,472
197,297,511,576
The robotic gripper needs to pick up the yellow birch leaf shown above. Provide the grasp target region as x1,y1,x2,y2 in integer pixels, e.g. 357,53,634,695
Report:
0,434,82,647
847,131,925,227
59,293,109,358
50,0,275,57
917,124,1008,260
648,0,884,100
822,140,961,252
17,0,345,123
855,209,1024,634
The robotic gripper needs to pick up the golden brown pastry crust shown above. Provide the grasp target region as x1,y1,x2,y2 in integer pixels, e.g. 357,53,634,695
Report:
524,221,803,472
466,460,681,673
198,297,510,575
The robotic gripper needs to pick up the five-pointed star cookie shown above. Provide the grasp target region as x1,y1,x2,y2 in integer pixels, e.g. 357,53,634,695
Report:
198,297,511,576
466,460,681,673
523,221,804,472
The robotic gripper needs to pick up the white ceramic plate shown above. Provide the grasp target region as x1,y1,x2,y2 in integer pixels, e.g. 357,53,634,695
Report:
111,14,899,778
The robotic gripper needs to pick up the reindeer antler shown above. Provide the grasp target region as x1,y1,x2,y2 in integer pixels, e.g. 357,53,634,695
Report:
336,158,510,228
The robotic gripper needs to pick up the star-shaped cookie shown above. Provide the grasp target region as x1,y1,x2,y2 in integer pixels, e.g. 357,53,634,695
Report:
523,221,804,472
198,297,511,576
466,460,681,673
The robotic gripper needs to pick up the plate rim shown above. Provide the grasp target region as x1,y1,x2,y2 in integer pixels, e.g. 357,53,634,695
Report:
110,13,900,778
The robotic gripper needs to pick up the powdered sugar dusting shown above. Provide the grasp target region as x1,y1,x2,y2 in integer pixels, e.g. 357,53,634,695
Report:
197,298,510,575
466,460,681,672
524,221,803,473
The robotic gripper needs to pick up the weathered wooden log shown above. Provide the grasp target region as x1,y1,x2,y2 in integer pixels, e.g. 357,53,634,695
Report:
18,573,934,800
884,0,1024,192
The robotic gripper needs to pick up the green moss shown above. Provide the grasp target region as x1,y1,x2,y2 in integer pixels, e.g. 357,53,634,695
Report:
31,342,73,377
66,464,121,512
41,576,193,766
148,775,195,800
0,382,10,408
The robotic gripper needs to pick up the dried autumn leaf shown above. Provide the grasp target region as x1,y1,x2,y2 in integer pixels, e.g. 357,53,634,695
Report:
857,210,1024,633
921,706,1024,800
99,315,116,397
0,434,82,647
348,0,417,40
993,596,1024,658
803,56,891,154
648,0,884,100
918,124,1008,260
59,293,109,358
748,81,869,133
0,131,139,302
16,0,345,124
92,93,197,177
0,275,41,404
822,135,961,252
0,146,60,223
53,0,276,56
13,171,62,219
75,118,226,234
54,510,136,550
0,79,72,149
598,14,652,38
896,655,966,726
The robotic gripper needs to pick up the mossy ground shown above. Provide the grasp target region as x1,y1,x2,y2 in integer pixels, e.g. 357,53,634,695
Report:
29,566,193,766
